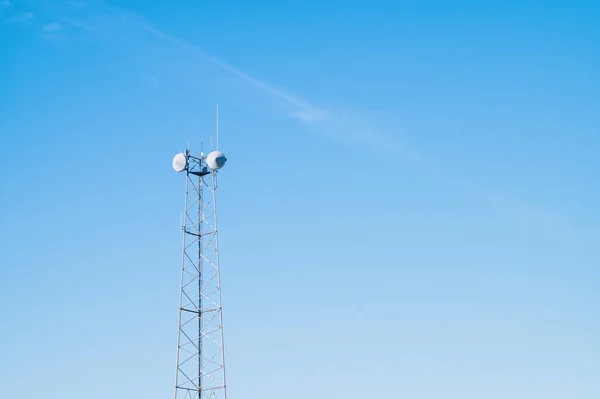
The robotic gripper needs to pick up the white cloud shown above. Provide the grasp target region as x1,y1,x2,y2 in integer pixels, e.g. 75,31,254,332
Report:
43,22,61,32
292,109,328,123
139,73,159,88
41,22,63,41
8,11,34,24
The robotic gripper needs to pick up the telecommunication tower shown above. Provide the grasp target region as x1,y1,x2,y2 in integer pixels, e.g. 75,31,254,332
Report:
172,135,228,399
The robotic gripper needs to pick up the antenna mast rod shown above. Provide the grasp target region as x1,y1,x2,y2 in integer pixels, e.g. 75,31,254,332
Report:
216,104,219,151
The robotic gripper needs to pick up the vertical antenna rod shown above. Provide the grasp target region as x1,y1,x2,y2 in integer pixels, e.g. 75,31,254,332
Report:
216,104,219,151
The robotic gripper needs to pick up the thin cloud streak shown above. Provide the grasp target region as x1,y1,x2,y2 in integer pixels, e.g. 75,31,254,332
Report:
137,23,327,123
43,22,61,31
90,4,406,149
7,11,34,24
128,14,419,158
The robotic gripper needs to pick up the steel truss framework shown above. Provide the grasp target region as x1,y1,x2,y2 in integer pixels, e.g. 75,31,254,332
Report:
174,151,227,399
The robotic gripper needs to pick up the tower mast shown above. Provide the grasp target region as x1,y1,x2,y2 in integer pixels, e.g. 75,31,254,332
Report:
172,143,228,399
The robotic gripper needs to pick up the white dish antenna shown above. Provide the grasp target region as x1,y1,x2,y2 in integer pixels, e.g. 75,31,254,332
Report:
206,151,227,170
172,153,188,172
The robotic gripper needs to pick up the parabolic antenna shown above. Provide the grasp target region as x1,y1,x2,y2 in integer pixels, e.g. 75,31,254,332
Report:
172,153,188,172
206,151,227,170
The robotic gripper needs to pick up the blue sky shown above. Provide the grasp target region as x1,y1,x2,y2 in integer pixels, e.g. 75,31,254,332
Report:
1,0,599,398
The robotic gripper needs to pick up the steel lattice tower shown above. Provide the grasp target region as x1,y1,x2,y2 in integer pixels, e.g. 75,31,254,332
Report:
172,147,228,399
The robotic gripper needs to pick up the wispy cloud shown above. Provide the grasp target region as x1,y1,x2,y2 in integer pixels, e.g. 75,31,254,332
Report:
43,22,61,32
139,73,159,88
7,11,34,24
40,21,63,41
141,10,429,161
130,22,330,124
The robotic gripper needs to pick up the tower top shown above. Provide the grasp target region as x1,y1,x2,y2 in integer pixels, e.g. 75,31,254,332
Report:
171,150,227,173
